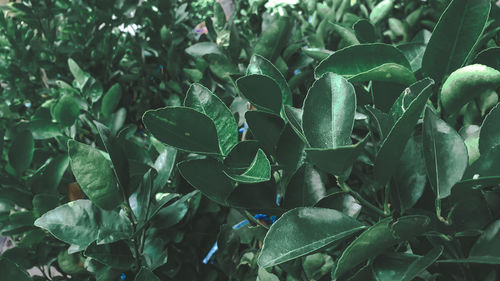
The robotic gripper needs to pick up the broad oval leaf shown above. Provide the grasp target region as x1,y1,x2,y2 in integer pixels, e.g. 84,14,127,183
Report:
68,58,89,90
306,134,369,178
94,121,130,196
369,0,395,25
440,64,500,115
34,200,132,248
353,19,376,43
184,83,238,155
282,164,327,209
53,94,80,127
468,220,500,263
68,140,123,210
474,47,500,70
224,149,271,183
134,267,161,281
315,43,413,84
302,73,356,148
333,216,430,279
245,110,285,154
178,158,234,206
374,78,435,185
101,83,122,118
84,241,134,270
284,106,306,142
0,257,32,281
247,54,293,106
143,107,221,155
421,0,491,83
479,102,500,154
423,108,468,199
237,74,282,115
258,207,366,268
8,130,34,174
373,247,443,281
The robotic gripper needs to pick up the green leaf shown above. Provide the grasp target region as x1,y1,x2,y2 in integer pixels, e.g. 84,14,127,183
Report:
52,94,81,127
369,0,395,25
245,110,285,154
374,78,434,185
421,0,491,83
282,165,326,209
178,158,234,205
101,83,122,118
185,42,222,57
143,107,221,155
8,130,34,174
306,134,369,178
68,140,123,210
329,22,359,46
315,44,414,85
0,257,32,281
257,268,280,281
474,47,500,70
467,220,500,263
34,200,132,248
184,83,238,155
392,135,427,212
423,108,468,199
237,74,282,115
224,149,271,183
94,121,130,196
204,53,239,81
223,140,261,174
227,182,280,213
440,64,500,115
353,19,376,43
364,106,393,141
134,169,153,223
479,101,500,155
397,43,426,72
284,106,307,142
85,241,134,270
302,48,334,61
302,73,356,148
247,54,293,106
314,192,361,218
258,207,366,268
459,145,500,188
32,194,59,218
373,247,443,281
276,124,307,180
333,216,430,279
134,267,161,281
68,58,89,90
83,77,103,103
253,15,292,61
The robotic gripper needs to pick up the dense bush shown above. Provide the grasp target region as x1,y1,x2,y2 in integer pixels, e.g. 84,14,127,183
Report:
2,0,500,280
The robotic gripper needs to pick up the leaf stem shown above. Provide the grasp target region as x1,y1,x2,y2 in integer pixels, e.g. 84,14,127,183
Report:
338,181,387,218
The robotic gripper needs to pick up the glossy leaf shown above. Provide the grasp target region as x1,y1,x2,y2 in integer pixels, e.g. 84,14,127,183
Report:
468,220,500,263
143,107,221,155
134,267,161,281
68,58,89,90
282,164,327,209
247,54,293,106
224,149,271,183
314,192,361,218
94,121,130,196
52,94,80,127
85,241,134,270
423,108,468,199
253,15,292,61
237,74,282,115
258,207,366,268
227,182,281,213
184,83,238,155
302,73,356,148
34,200,132,248
245,110,285,154
315,44,413,85
440,64,500,115
8,130,34,174
306,134,369,178
101,83,122,118
397,43,426,72
68,140,123,210
474,47,500,70
373,247,443,281
284,106,306,142
353,19,376,43
479,102,500,154
0,257,32,281
374,78,435,185
178,158,234,205
333,216,430,279
421,0,491,82
369,0,394,25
